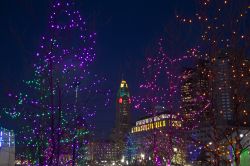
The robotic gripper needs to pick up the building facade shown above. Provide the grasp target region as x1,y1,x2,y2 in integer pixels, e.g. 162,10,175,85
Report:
116,80,131,140
129,110,185,165
0,127,15,166
213,51,234,121
87,140,120,165
212,50,250,125
181,60,210,129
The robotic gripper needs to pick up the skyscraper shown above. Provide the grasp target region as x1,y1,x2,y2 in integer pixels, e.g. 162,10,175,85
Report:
181,69,196,121
213,52,234,121
212,49,250,125
116,80,131,140
181,60,209,124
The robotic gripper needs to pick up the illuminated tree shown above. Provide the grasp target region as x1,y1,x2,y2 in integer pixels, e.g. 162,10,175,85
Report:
176,1,250,165
133,32,208,165
2,0,110,165
123,133,139,164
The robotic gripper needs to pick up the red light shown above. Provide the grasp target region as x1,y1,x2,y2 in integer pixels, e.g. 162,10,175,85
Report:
119,98,123,104
129,98,131,104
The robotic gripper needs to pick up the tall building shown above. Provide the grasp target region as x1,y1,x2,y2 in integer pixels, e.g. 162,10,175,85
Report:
0,127,15,166
236,58,250,125
212,50,250,124
213,51,234,121
181,61,211,164
181,69,196,122
181,60,209,125
112,80,132,161
116,80,131,140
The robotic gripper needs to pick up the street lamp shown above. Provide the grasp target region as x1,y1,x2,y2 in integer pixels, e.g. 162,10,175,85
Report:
121,156,125,163
140,153,145,160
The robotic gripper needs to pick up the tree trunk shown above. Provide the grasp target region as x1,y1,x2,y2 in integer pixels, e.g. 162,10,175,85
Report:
72,139,77,166
56,81,62,165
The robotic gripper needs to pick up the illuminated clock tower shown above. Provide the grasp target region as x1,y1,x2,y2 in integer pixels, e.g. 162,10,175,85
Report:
116,80,131,140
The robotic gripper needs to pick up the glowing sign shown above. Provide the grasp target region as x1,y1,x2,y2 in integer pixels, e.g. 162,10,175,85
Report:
131,120,181,133
136,114,177,126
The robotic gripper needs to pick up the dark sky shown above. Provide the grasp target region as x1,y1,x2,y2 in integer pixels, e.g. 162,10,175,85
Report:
0,0,196,138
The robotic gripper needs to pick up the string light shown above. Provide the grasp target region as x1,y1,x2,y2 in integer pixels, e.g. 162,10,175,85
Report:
3,0,111,164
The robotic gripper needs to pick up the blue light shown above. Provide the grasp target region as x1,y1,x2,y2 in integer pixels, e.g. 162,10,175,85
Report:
0,131,2,147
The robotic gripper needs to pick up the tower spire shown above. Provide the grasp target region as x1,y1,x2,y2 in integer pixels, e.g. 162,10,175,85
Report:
116,79,131,129
121,73,124,81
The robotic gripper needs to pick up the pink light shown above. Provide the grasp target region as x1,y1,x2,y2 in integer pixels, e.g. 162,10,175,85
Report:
119,98,122,104
167,159,171,166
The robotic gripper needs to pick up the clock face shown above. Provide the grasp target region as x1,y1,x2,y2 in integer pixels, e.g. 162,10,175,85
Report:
118,96,132,105
119,97,123,104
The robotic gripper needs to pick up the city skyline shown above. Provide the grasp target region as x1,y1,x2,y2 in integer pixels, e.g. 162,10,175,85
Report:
0,0,249,165
0,0,191,138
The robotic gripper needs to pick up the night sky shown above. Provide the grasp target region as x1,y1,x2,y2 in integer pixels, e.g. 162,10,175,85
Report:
0,0,196,138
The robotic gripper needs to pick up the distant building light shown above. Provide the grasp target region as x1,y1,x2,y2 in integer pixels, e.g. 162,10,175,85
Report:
140,153,145,159
121,156,125,163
